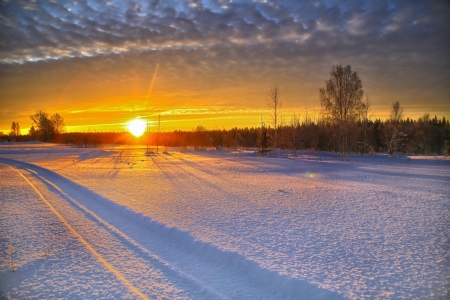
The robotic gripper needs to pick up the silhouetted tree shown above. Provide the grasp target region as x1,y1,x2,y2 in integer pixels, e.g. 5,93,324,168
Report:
319,64,365,153
30,111,65,142
258,118,270,156
30,111,54,142
267,83,282,149
51,113,65,134
387,101,406,156
51,113,65,142
360,95,372,153
289,114,301,156
10,122,20,137
29,125,38,140
390,101,403,126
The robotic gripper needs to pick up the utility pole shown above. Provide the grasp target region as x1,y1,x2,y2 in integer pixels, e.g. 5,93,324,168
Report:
156,113,161,153
146,120,149,153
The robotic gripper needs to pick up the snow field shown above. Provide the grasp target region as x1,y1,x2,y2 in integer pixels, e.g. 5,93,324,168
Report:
1,143,449,299
0,163,136,299
1,153,340,299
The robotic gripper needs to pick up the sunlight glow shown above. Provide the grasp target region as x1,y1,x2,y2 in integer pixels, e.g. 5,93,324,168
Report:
127,119,146,137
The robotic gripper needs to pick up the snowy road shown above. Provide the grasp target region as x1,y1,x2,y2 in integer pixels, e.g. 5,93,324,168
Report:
1,144,449,299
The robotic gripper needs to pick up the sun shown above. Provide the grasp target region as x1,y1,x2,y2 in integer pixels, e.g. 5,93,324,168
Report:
127,118,147,137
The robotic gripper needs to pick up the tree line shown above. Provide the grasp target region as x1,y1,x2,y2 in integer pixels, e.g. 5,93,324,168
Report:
4,64,449,155
54,115,449,156
6,111,449,156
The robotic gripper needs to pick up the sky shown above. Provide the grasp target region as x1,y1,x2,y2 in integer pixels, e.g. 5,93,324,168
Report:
1,0,449,134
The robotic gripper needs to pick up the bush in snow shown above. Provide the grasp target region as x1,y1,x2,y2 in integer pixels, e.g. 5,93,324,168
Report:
44,235,56,258
8,244,15,272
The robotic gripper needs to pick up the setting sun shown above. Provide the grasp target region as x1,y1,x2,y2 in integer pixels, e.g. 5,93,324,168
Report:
127,119,147,137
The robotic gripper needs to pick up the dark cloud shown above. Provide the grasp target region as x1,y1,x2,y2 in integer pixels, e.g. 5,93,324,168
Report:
1,0,448,66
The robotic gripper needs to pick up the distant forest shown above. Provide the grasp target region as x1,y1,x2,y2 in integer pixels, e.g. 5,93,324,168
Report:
67,115,450,155
4,65,450,156
5,115,449,156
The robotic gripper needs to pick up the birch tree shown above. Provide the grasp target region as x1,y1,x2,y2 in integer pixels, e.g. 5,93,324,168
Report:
267,83,282,149
319,64,364,153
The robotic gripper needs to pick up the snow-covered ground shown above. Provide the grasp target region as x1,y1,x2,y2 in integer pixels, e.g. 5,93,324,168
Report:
1,142,449,299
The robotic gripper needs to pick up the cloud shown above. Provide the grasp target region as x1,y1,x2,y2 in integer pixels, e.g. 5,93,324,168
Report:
1,0,448,67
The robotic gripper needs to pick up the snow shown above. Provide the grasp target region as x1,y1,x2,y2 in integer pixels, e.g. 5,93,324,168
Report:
1,143,449,299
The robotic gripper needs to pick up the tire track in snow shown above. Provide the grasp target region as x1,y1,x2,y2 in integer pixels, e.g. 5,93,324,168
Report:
2,159,225,299
6,164,149,300
1,157,344,299
22,167,228,299
0,163,140,299
2,159,255,299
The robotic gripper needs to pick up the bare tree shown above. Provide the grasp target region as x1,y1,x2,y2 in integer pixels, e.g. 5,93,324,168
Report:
10,122,16,136
51,113,65,142
267,83,282,149
390,101,403,126
10,122,20,137
29,125,38,140
258,115,270,156
31,111,54,142
361,94,372,153
320,65,364,123
387,101,406,156
319,64,364,153
290,113,301,156
51,113,66,135
30,111,65,142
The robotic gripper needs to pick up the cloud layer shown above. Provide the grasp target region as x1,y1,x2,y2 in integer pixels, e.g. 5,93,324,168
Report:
2,0,449,64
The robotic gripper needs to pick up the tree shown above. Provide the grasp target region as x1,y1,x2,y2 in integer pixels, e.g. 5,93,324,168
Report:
51,113,65,143
31,111,54,142
319,64,365,153
51,113,65,135
29,125,38,140
290,113,301,156
267,83,282,149
320,65,364,123
361,94,372,153
10,122,20,137
10,122,16,136
390,101,403,126
258,116,270,156
387,101,406,156
30,111,65,142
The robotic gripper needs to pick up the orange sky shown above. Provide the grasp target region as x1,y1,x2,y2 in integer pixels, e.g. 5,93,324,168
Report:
1,1,449,135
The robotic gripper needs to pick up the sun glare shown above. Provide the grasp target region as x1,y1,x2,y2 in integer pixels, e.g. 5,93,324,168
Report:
127,119,147,137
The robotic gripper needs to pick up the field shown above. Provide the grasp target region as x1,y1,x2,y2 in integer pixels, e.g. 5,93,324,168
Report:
1,143,449,299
